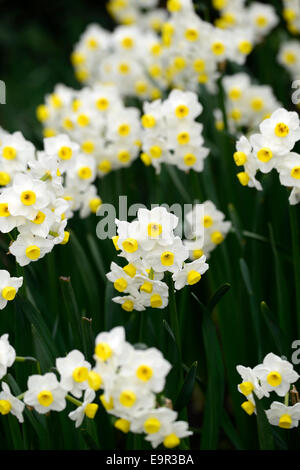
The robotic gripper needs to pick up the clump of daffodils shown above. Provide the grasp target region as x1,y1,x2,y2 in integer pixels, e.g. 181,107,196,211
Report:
278,40,300,82
107,206,209,312
281,0,300,35
214,73,280,134
236,353,300,430
107,0,167,33
233,107,300,204
37,84,142,177
0,128,103,266
140,89,209,173
212,0,278,39
70,0,273,99
183,201,232,260
0,328,192,449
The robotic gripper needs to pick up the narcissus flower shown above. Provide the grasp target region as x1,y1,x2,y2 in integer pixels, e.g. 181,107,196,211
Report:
266,402,300,429
0,382,25,423
253,353,299,397
68,389,99,428
56,350,91,398
24,373,66,414
0,334,16,379
0,270,23,310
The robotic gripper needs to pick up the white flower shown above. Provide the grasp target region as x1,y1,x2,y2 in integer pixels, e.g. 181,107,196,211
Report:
172,256,209,290
24,372,66,414
136,206,178,249
130,407,177,434
9,233,54,266
113,294,146,312
277,152,300,188
121,347,171,393
0,382,25,423
0,270,23,310
259,108,300,153
0,334,16,379
236,365,265,399
266,402,300,429
146,420,193,449
253,353,299,397
56,350,91,398
94,326,131,366
144,237,189,273
68,389,98,428
44,134,80,172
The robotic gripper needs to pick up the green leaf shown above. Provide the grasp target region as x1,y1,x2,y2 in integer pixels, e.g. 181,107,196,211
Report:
208,283,231,313
174,361,197,412
260,301,285,355
254,394,275,450
221,409,245,450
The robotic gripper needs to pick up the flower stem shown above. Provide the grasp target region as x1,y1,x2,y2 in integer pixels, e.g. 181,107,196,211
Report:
66,395,82,407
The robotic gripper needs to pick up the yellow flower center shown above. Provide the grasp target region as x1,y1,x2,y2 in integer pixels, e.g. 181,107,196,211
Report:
203,215,213,227
284,51,296,65
211,231,224,245
177,132,190,145
187,270,201,285
115,418,130,433
121,37,134,49
118,124,131,137
237,172,250,186
122,238,138,253
25,245,41,260
251,98,264,111
123,264,136,278
291,166,300,179
112,236,119,251
275,122,289,137
87,371,102,390
36,105,50,122
233,151,247,166
140,282,153,294
173,56,186,70
50,94,62,108
185,28,199,41
78,166,92,180
85,403,99,419
87,38,98,49
144,417,161,434
98,160,111,173
118,62,130,74
167,0,181,12
118,150,131,163
60,231,70,245
256,16,267,27
119,390,136,407
37,390,53,407
148,222,162,237
136,365,153,382
238,40,252,55
0,203,10,217
100,394,114,410
89,197,102,213
230,109,242,121
81,141,95,154
193,58,206,72
95,342,112,361
21,190,36,206
122,300,134,312
161,251,174,266
72,366,89,383
96,97,109,111
150,294,163,308
114,277,128,292
257,147,273,162
141,114,156,128
267,371,282,387
149,146,162,159
77,114,90,127
211,41,225,55
228,88,241,100
0,399,11,415
241,400,255,415
193,249,204,259
163,433,180,448
183,153,197,166
32,211,46,225
279,414,292,429
0,172,11,186
58,146,73,160
239,381,254,396
2,286,17,301
3,146,17,160
175,104,189,119
135,81,148,94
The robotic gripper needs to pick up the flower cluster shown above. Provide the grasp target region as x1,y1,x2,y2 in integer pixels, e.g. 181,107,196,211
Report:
183,201,232,260
212,0,278,39
278,40,300,82
107,0,167,32
233,107,300,204
0,328,192,449
215,73,280,134
37,83,141,178
282,0,300,35
107,206,209,312
70,0,277,99
0,128,103,265
237,353,300,430
140,89,209,173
